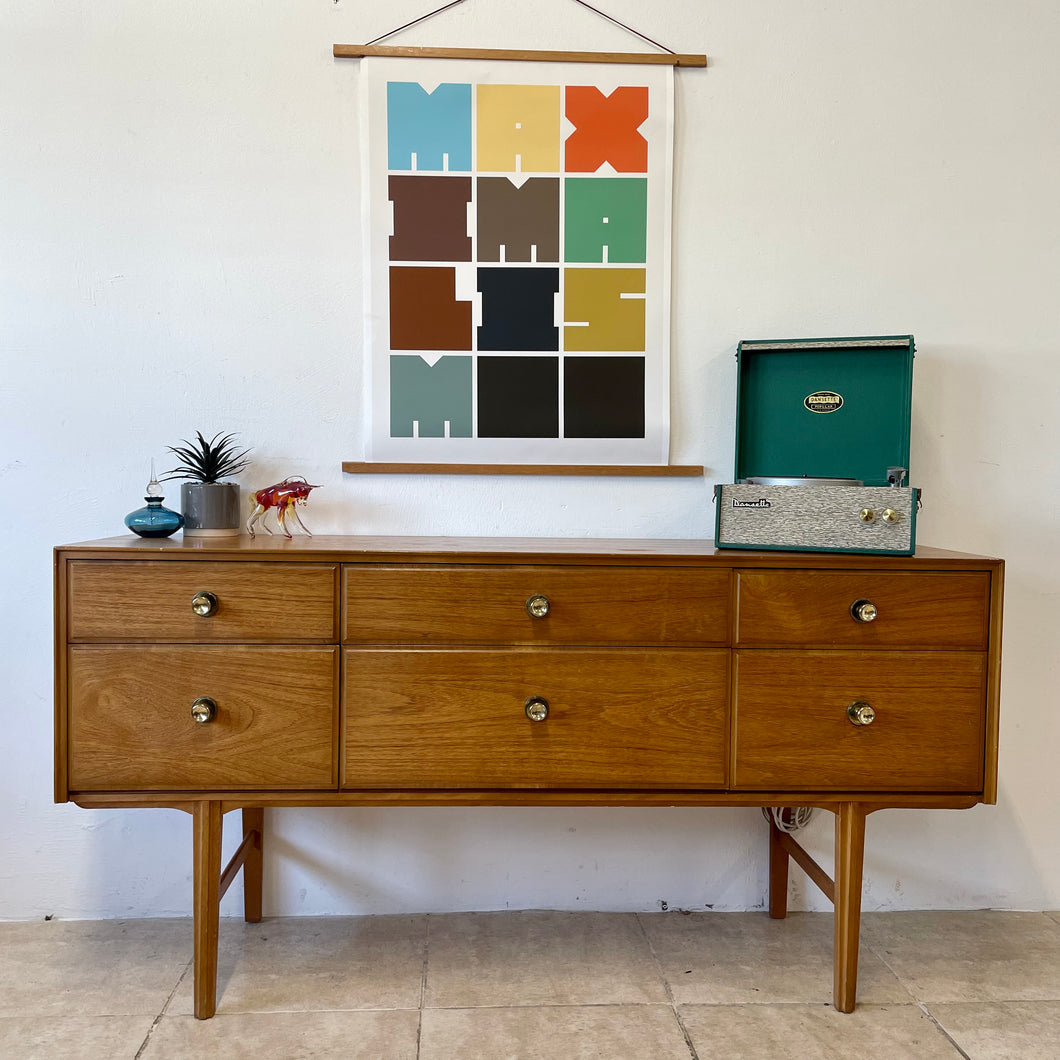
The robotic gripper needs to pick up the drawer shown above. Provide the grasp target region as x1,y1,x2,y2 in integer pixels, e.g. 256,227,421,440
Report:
732,650,986,791
68,646,338,790
342,648,729,789
343,565,730,645
734,570,990,649
67,561,337,642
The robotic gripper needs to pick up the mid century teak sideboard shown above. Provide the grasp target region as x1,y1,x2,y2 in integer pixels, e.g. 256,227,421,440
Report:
54,535,1004,1018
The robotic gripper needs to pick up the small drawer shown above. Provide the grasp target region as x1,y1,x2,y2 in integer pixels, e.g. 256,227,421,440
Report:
68,646,338,790
342,648,729,789
343,565,731,645
67,561,337,642
732,650,986,791
734,570,990,649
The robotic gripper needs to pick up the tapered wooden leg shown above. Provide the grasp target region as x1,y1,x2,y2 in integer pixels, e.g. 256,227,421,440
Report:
193,800,223,1020
833,802,867,1013
767,814,790,919
242,808,264,924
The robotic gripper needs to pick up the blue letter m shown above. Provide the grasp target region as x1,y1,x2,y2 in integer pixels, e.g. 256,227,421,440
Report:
387,83,472,172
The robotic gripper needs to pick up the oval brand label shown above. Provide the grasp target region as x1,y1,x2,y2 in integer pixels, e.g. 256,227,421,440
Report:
804,390,844,414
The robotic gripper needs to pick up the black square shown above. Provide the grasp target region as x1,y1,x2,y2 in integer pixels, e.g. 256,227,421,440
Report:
478,356,559,437
564,357,645,438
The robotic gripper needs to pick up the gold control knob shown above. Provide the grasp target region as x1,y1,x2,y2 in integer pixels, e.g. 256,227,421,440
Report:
191,591,218,617
859,508,876,523
850,599,878,623
524,696,550,722
847,700,876,726
525,594,551,619
882,508,900,524
191,696,217,724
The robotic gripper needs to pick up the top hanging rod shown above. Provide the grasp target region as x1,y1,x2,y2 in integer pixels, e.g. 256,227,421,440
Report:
334,44,707,68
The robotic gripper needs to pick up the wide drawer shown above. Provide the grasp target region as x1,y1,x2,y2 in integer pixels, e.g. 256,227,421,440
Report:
67,561,337,642
342,648,729,789
732,650,986,791
734,570,990,649
67,646,338,790
343,565,730,645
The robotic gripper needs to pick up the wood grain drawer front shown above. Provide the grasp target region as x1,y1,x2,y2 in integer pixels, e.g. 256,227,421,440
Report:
68,646,338,791
342,649,729,789
343,566,730,645
67,561,337,642
732,650,986,791
734,570,991,649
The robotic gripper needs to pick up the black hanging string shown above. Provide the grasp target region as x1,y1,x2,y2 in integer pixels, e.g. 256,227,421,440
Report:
364,0,677,55
365,0,469,47
567,0,675,54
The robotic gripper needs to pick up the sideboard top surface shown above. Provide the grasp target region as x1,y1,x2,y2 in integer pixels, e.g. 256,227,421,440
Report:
55,535,1001,570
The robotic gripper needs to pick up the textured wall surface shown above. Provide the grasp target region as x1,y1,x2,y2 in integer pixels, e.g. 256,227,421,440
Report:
2,0,1058,919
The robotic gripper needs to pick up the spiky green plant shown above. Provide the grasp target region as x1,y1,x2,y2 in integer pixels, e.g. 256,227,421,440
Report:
162,431,252,484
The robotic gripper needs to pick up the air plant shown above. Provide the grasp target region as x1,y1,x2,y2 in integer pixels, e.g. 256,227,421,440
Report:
162,431,252,484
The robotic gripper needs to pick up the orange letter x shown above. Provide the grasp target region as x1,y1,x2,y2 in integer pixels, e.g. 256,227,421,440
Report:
564,86,649,173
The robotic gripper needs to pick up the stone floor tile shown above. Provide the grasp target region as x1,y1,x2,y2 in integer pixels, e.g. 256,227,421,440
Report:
1045,910,1060,927
680,1002,964,1060
419,1005,692,1060
928,1000,1060,1060
862,911,1060,1002
0,1015,155,1060
167,915,426,1015
140,1010,419,1060
423,911,668,1008
640,911,912,1005
0,919,190,1017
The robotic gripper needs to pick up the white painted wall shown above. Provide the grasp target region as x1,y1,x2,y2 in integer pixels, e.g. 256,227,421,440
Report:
3,0,1058,920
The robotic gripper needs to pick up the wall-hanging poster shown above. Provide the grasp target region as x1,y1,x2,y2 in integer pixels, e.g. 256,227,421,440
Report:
360,57,674,465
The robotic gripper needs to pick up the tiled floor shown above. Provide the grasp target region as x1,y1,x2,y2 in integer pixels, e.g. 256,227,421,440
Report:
3,910,1060,1059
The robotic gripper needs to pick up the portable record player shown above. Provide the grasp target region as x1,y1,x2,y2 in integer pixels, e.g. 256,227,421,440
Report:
714,335,919,555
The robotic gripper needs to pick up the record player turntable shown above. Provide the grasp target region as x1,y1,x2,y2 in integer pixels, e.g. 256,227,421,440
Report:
714,336,919,555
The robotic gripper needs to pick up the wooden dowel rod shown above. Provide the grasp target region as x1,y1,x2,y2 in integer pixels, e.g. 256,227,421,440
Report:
342,462,704,477
777,830,835,904
218,828,260,901
334,44,707,67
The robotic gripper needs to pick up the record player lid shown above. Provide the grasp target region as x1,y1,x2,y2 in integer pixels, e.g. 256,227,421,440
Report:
733,336,914,487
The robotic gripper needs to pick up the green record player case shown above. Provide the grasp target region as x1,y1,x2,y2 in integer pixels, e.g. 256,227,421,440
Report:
734,335,914,485
715,336,918,555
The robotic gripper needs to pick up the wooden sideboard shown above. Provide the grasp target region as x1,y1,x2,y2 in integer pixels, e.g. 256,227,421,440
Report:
54,535,1004,1018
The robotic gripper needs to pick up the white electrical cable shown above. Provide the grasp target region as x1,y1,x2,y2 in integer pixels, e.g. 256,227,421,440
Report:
762,806,816,833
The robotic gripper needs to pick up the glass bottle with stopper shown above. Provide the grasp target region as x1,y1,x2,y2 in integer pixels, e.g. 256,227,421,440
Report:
124,462,184,538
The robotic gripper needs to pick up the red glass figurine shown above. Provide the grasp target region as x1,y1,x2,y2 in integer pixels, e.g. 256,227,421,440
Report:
247,477,322,538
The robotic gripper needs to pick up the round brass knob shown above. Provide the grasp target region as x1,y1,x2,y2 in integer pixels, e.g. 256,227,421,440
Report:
882,508,900,524
850,599,878,623
191,696,217,724
191,591,218,617
859,508,876,523
524,696,550,722
847,700,876,726
526,594,551,619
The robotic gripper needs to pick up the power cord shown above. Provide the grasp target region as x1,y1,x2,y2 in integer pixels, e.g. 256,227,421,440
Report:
762,806,816,833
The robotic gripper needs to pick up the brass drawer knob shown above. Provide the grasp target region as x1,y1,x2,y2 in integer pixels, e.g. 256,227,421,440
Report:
525,594,551,619
191,696,217,724
847,700,876,727
524,696,550,722
859,508,876,523
191,591,219,617
850,599,878,623
882,508,900,524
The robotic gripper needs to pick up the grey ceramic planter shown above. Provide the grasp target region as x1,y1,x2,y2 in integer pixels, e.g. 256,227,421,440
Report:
181,482,241,537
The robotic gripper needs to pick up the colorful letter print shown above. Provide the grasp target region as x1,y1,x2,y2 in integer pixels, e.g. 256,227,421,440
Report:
368,63,670,458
